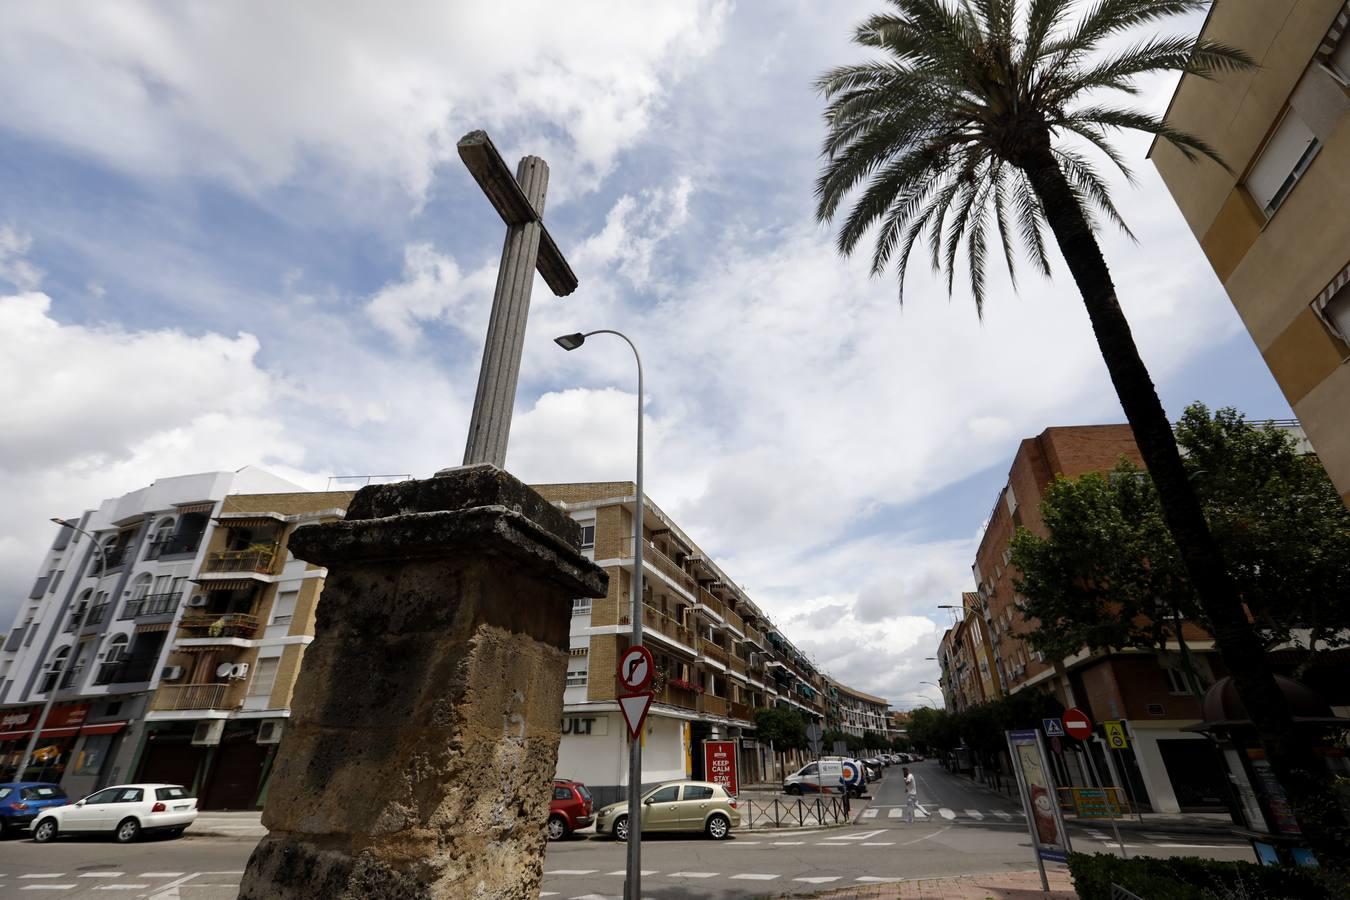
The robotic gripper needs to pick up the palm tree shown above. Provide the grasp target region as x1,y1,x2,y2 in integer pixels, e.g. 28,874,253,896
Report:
816,0,1348,865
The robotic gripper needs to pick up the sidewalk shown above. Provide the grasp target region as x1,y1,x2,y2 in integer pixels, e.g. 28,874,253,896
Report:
783,869,1076,899
190,811,267,838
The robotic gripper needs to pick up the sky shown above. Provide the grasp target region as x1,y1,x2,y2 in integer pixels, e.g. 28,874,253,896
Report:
0,1,1292,710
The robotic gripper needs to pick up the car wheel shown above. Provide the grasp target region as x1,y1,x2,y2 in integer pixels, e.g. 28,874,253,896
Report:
613,815,629,842
785,784,802,796
32,818,57,843
546,815,569,842
705,814,730,840
114,817,141,844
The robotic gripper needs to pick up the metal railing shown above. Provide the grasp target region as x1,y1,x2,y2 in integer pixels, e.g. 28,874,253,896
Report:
203,549,277,574
152,683,229,711
59,665,84,690
619,537,697,594
145,535,202,559
121,592,180,619
700,640,729,665
655,685,699,711
84,604,111,627
739,796,851,829
178,613,260,639
637,605,695,648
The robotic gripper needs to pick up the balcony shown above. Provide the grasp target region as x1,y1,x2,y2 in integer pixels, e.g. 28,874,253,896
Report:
656,684,699,711
178,613,260,640
152,683,230,711
59,665,85,690
696,589,726,620
122,592,180,619
631,605,695,651
203,548,277,575
744,626,766,647
619,537,697,595
730,700,752,722
94,545,133,574
723,607,745,634
699,641,729,666
700,694,729,717
83,604,112,627
728,654,748,677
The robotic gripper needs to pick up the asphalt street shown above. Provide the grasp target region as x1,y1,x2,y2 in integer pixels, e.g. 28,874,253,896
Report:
0,762,1255,899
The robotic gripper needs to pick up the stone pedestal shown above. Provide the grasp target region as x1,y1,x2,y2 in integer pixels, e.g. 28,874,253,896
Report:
237,466,607,900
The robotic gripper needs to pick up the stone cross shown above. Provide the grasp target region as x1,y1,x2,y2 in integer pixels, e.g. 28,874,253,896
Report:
458,130,578,470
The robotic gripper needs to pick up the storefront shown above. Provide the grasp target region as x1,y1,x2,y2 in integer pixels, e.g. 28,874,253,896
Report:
0,703,105,785
135,719,279,810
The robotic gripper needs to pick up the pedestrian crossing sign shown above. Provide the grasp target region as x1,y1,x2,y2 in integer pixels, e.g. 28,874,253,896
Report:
1042,718,1065,737
1104,720,1129,749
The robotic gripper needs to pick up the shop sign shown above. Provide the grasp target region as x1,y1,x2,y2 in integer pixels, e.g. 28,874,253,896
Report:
703,740,738,796
560,715,608,736
0,706,41,732
46,704,91,730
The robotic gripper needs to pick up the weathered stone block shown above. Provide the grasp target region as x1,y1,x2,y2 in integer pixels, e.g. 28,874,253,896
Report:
238,466,606,900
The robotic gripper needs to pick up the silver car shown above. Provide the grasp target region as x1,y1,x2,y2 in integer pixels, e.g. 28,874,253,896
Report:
594,780,741,840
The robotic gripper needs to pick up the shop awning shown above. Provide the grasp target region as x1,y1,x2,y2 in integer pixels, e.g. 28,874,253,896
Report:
37,726,80,739
0,728,32,741
81,721,127,736
175,501,217,514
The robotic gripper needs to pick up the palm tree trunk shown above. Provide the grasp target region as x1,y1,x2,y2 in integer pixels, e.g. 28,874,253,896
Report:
1019,139,1348,868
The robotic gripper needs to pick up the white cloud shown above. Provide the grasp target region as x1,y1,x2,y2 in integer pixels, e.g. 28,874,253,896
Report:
0,1,729,204
0,225,43,291
364,243,497,347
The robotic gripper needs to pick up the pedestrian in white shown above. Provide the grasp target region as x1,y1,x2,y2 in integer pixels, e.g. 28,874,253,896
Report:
902,767,918,823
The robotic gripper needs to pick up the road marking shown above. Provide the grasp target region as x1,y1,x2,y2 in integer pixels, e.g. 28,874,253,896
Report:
82,872,125,877
603,870,657,876
899,825,953,846
992,810,1012,820
22,888,76,892
669,872,718,878
566,894,614,900
862,808,878,819
964,809,983,819
140,873,184,878
887,808,902,818
95,887,150,892
729,840,761,845
829,829,886,840
938,807,957,820
1143,833,1174,841
861,842,895,846
1154,843,1241,849
20,875,64,879
545,870,599,876
540,894,558,898
730,873,780,880
856,876,901,883
794,876,843,884
772,841,805,846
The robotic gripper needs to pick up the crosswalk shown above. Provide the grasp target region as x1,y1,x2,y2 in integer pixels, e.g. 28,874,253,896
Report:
0,871,242,896
861,805,1020,823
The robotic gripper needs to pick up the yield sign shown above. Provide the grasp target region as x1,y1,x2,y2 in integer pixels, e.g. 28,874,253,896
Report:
618,692,654,740
1063,707,1093,741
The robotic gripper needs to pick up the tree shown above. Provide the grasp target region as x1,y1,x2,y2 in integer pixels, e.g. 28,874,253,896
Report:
1013,405,1350,669
863,730,888,752
753,707,808,752
815,0,1345,864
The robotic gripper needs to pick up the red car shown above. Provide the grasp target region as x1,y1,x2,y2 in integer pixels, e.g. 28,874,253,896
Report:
548,779,594,841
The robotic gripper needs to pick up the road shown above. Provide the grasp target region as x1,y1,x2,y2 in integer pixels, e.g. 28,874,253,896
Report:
0,762,1254,899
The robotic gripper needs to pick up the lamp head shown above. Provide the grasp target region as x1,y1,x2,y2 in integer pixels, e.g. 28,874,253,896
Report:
51,517,71,527
553,332,586,351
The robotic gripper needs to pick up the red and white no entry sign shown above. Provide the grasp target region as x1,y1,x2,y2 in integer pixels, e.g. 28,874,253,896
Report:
1063,707,1093,741
617,645,655,692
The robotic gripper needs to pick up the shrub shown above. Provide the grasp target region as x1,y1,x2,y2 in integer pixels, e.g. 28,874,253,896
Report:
1068,852,1347,899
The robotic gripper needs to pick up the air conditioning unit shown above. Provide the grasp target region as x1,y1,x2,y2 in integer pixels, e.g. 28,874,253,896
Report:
161,666,184,682
191,719,225,746
231,662,250,680
257,719,284,745
187,595,209,608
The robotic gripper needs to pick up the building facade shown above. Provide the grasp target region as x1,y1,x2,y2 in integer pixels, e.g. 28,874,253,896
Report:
532,482,870,804
1153,0,1350,508
133,490,352,809
825,680,891,740
0,468,303,798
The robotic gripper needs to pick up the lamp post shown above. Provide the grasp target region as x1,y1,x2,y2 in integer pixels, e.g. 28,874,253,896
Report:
554,329,645,900
14,519,105,782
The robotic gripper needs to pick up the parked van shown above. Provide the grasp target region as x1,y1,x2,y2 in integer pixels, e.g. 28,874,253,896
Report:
783,758,864,797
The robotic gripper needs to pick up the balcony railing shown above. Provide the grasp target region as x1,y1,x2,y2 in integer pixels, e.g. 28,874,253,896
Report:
145,535,202,559
730,700,752,722
728,654,748,676
744,626,766,647
93,545,132,573
699,641,729,666
178,613,260,640
656,684,699,711
700,694,729,717
723,607,745,634
64,610,85,633
59,665,85,690
152,683,229,711
38,671,58,693
203,548,277,575
84,604,111,627
696,589,726,619
619,537,697,595
121,592,180,619
633,605,695,649
93,660,123,685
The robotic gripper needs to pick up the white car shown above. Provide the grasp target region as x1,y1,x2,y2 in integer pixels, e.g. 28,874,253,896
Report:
31,783,197,844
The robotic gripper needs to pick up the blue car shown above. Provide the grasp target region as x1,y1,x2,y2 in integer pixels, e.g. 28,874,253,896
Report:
0,783,69,836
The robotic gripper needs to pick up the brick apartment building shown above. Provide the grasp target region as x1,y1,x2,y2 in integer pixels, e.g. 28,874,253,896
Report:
939,424,1325,814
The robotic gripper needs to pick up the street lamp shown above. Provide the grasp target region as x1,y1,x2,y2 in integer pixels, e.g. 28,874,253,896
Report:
554,329,645,900
14,519,105,781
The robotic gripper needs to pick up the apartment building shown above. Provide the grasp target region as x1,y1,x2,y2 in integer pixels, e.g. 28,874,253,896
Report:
532,482,836,805
825,679,891,739
132,490,352,810
1152,0,1350,508
0,468,303,798
936,592,1003,713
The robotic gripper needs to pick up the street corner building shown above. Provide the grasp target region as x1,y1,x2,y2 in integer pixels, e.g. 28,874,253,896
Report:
1151,0,1350,509
0,468,354,809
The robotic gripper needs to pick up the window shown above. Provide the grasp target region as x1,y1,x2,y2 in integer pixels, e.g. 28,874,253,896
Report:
571,597,592,616
682,785,714,801
114,788,143,803
1246,109,1321,215
271,590,298,626
249,657,280,699
0,788,11,800
646,785,679,804
71,734,112,777
800,763,818,776
553,786,574,801
1315,278,1350,347
566,669,588,688
155,787,190,801
82,788,121,805
579,524,595,548
1004,484,1018,516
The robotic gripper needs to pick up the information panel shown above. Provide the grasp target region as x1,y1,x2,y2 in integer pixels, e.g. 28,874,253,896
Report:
703,740,739,796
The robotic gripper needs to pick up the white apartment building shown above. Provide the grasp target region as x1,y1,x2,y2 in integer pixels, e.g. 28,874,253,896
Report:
0,468,302,798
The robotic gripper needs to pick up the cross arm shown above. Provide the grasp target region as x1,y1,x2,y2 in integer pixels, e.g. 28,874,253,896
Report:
457,130,578,297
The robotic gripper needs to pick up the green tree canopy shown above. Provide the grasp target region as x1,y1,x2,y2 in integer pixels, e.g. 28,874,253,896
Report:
753,707,808,751
1011,405,1350,661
